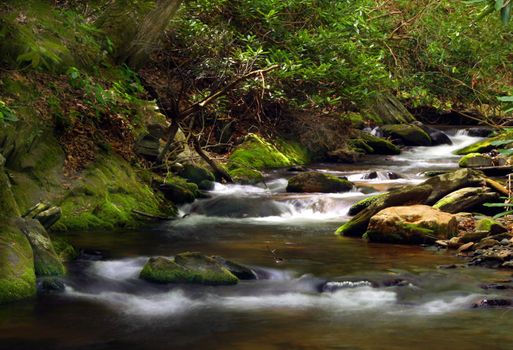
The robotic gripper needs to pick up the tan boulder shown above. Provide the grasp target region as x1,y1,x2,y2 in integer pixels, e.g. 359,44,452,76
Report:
365,205,458,244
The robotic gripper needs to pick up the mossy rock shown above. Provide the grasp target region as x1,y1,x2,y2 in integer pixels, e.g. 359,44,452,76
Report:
455,131,513,155
54,153,176,231
178,164,215,190
227,134,310,184
381,124,432,146
348,193,387,216
0,222,37,304
476,217,508,235
50,236,79,262
287,172,353,193
17,218,65,277
139,253,239,285
160,176,198,205
351,132,401,155
423,168,484,205
458,153,494,168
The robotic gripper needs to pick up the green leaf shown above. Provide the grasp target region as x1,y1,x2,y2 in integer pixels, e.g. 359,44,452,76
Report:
496,0,505,11
497,95,513,102
494,210,513,219
484,202,513,207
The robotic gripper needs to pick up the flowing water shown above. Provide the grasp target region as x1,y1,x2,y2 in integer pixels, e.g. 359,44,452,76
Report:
3,129,513,350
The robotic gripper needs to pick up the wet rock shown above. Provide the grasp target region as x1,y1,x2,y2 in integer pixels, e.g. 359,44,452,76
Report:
178,164,215,190
459,231,490,244
327,147,363,163
458,153,494,168
336,185,433,237
159,181,197,205
473,299,513,308
351,131,401,155
382,278,411,287
286,172,353,193
37,276,65,293
365,205,457,244
211,256,257,280
448,236,463,249
16,218,65,277
190,196,285,218
139,253,239,285
466,127,493,138
432,187,499,214
413,122,452,146
381,124,432,146
348,193,387,216
435,240,449,247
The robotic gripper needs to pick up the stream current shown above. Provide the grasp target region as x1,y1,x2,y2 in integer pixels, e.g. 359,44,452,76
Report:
2,129,513,350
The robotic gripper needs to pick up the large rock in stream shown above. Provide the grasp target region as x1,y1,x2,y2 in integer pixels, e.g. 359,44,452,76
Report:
380,124,432,146
337,169,486,237
286,172,353,193
336,184,433,237
365,205,458,244
140,253,246,285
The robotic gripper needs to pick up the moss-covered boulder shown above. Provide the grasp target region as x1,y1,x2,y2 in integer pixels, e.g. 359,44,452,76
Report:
458,153,494,168
227,134,310,184
336,184,433,237
0,222,36,304
211,256,257,280
350,132,401,155
160,176,198,205
139,253,239,285
366,93,417,124
422,168,484,205
286,172,353,193
348,193,387,216
178,164,215,190
17,219,65,277
327,146,364,163
455,131,513,155
381,124,432,146
432,187,499,214
54,153,175,231
365,205,457,244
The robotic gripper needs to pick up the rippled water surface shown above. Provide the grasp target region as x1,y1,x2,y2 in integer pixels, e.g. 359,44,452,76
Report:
3,129,513,350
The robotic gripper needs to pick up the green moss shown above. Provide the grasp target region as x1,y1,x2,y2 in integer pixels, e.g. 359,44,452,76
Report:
455,131,513,155
140,254,239,285
53,153,176,231
0,223,36,304
227,134,310,183
348,193,387,216
50,236,78,262
178,164,215,186
381,124,432,146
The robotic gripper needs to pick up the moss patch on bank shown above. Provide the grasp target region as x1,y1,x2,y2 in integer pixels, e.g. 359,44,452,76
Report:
53,153,176,231
227,134,310,183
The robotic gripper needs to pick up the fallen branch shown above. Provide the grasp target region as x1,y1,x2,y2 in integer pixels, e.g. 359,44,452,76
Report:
191,135,233,183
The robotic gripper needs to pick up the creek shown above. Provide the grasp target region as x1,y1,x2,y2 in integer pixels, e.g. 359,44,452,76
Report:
2,129,513,350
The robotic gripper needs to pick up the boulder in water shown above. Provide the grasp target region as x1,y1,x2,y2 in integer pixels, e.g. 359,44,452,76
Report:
466,127,493,138
458,153,494,168
432,187,499,214
211,256,258,280
365,205,457,244
336,184,433,237
413,122,452,146
286,172,353,193
159,177,198,205
380,124,432,146
350,131,401,155
455,130,513,155
139,253,239,285
190,196,286,218
178,164,215,190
